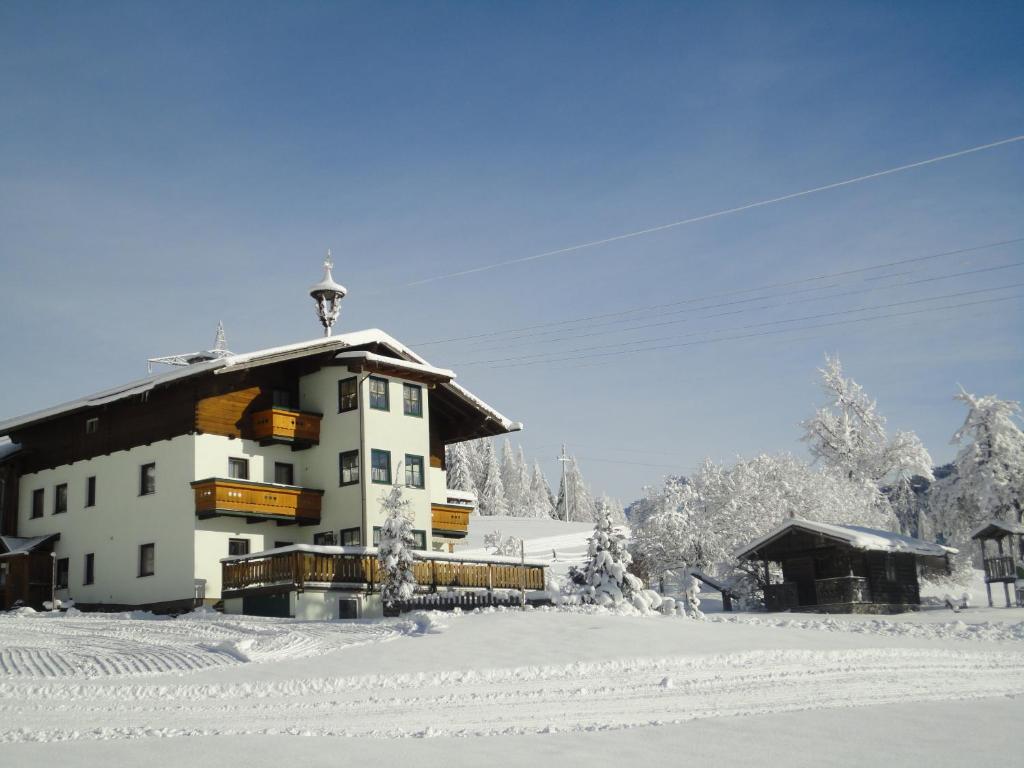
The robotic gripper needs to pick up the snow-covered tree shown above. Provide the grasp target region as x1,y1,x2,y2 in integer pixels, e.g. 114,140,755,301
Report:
445,442,478,499
376,482,417,608
594,493,626,525
555,456,596,522
576,511,642,606
513,447,532,516
483,529,523,557
527,461,556,518
477,441,509,516
933,388,1024,542
802,355,933,488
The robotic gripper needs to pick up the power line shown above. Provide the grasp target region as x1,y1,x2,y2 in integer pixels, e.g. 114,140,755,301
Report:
463,292,1024,369
412,236,1024,347
456,283,1023,365
399,135,1024,288
458,260,1024,354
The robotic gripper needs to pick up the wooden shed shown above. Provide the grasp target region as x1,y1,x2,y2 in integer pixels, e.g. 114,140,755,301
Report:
971,520,1024,608
736,519,957,614
0,534,59,611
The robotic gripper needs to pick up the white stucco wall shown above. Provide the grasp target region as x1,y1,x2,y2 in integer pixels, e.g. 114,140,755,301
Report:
17,434,198,606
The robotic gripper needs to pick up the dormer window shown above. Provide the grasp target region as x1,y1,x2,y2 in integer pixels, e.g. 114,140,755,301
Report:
85,417,99,434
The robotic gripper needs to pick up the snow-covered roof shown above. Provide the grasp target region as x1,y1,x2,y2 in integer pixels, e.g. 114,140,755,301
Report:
333,351,455,381
0,533,59,559
0,438,21,462
971,520,1024,539
0,329,520,436
735,519,958,560
220,543,548,568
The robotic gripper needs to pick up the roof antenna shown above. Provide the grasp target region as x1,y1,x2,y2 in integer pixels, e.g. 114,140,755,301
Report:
147,321,234,373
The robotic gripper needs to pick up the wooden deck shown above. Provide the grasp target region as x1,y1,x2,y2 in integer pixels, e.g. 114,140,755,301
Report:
192,478,323,524
222,549,546,596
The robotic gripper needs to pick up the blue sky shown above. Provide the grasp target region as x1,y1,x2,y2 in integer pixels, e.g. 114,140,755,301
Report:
1,1,1022,500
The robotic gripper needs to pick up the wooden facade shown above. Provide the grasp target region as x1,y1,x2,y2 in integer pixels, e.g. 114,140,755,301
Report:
192,478,324,525
740,523,949,614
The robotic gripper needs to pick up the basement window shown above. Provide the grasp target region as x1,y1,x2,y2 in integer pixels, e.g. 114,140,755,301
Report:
83,553,95,586
138,543,155,577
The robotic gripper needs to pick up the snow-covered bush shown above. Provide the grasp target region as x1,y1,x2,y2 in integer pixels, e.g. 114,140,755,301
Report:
576,512,643,607
483,530,522,557
377,482,417,608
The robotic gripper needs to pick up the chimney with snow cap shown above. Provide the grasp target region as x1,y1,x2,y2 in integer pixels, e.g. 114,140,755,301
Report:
309,249,347,336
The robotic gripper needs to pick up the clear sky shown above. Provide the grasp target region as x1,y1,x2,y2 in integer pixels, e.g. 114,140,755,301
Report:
1,1,1022,501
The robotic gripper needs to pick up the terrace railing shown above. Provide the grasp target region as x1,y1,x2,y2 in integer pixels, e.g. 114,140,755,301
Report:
983,556,1016,582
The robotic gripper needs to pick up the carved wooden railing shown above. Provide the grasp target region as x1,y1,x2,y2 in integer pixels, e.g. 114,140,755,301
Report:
983,556,1016,581
251,407,322,446
222,550,546,594
192,478,323,524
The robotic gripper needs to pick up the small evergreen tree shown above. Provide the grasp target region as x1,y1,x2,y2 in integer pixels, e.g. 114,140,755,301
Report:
528,461,555,518
556,456,596,522
478,441,509,516
577,511,642,606
377,482,417,608
445,442,478,499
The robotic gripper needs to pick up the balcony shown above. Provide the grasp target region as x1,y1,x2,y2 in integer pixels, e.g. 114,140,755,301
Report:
250,407,322,449
431,502,472,538
222,548,547,595
192,478,323,525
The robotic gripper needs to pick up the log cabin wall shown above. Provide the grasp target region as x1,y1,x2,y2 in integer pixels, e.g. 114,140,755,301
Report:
865,551,919,605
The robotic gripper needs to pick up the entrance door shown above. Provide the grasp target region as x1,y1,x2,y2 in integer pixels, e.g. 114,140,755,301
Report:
783,557,817,606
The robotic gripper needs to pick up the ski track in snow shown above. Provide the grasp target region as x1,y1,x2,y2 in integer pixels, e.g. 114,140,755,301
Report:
2,643,1023,743
0,612,410,679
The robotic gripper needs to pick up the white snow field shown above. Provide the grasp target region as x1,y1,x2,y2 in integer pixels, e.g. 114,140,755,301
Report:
1,523,1022,768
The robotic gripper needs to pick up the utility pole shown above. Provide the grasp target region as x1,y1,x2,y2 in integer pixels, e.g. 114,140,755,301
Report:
557,444,572,522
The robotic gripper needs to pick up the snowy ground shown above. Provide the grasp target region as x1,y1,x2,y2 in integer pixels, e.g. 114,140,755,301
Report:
1,537,1022,767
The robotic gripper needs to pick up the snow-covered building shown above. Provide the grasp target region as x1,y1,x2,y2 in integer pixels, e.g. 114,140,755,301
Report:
0,256,534,616
737,519,958,613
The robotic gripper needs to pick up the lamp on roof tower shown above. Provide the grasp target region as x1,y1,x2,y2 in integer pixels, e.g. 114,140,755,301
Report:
309,250,347,337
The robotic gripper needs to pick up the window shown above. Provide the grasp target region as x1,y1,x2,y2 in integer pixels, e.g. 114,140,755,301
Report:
228,457,250,480
339,450,360,486
138,543,155,577
274,462,294,485
340,527,361,546
55,557,69,589
368,377,389,411
31,488,44,519
85,417,99,434
412,530,427,550
139,463,156,496
85,476,96,508
338,377,358,413
53,484,68,515
228,538,250,557
405,454,424,488
403,383,423,417
272,388,291,408
372,526,381,546
83,553,95,585
274,540,293,549
313,531,337,546
371,449,391,484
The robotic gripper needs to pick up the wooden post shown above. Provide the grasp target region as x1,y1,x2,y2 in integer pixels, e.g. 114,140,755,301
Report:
1004,581,1012,609
986,581,993,608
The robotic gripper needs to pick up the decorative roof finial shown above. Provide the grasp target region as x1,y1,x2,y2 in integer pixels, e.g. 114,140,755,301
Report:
309,249,347,337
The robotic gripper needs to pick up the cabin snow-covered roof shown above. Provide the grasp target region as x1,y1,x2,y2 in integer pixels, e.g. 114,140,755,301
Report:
735,518,958,560
0,329,521,436
971,520,1024,539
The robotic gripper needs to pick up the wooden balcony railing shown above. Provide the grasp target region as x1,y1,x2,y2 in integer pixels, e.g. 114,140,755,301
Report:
815,576,869,605
222,549,546,595
983,555,1017,582
192,478,323,525
251,407,322,447
431,503,471,537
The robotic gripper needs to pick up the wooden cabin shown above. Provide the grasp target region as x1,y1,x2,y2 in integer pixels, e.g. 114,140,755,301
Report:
737,519,957,614
971,520,1024,608
0,534,59,610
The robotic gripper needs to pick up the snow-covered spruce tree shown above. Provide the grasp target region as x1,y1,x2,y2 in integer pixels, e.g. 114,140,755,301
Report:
528,461,556,518
594,493,627,525
377,482,417,609
445,442,479,499
555,456,596,522
477,440,509,516
514,447,532,516
933,388,1024,543
576,511,642,606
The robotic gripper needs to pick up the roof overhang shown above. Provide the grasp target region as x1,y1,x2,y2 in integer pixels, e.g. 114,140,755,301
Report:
971,520,1024,540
